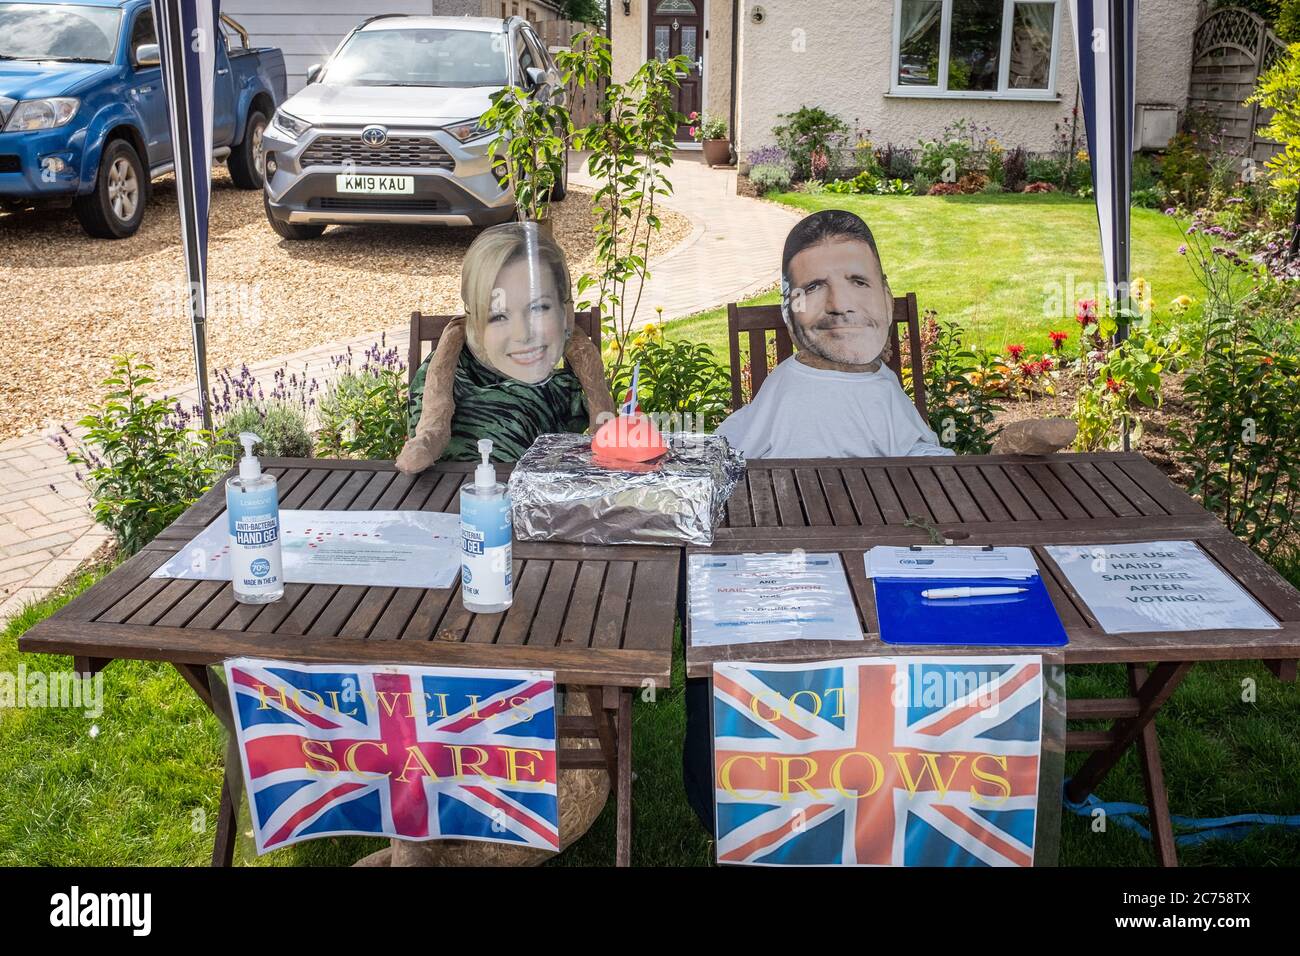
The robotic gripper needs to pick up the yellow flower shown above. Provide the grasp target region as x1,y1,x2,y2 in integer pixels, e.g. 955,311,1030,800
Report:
1131,276,1152,304
1170,294,1194,313
1076,149,1090,163
987,138,1003,154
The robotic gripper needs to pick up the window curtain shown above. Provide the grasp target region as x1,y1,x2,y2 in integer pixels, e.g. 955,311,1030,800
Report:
1009,2,1055,88
899,0,942,49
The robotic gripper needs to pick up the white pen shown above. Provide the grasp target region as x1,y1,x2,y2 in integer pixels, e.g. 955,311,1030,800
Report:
921,586,1028,600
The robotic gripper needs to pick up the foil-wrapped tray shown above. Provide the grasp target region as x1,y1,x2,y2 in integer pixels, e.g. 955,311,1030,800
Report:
508,432,746,546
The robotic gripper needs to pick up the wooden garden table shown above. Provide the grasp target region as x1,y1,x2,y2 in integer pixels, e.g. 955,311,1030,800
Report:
19,458,680,867
685,452,1300,867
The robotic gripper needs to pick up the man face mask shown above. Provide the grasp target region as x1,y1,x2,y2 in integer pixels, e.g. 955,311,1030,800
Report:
782,213,892,367
463,222,573,385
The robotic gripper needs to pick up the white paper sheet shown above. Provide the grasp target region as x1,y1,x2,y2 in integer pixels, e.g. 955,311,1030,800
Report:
866,545,1039,579
688,552,864,647
152,510,462,590
1044,540,1279,634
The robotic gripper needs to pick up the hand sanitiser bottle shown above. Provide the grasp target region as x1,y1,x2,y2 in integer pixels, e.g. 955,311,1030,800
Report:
227,432,284,604
460,438,513,613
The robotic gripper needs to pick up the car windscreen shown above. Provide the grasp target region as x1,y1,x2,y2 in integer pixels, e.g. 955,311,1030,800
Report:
0,2,123,63
323,28,510,88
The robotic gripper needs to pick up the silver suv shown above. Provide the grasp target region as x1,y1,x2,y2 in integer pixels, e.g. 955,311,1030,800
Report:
262,14,566,239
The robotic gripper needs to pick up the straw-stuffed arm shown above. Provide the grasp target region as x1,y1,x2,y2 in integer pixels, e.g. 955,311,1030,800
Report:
991,417,1078,455
565,324,615,428
394,317,465,475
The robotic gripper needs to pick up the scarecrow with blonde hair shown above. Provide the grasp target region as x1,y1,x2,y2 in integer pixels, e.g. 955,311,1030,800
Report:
396,221,613,473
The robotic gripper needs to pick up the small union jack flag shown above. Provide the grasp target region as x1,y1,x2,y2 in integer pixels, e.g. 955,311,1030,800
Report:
713,656,1044,866
224,658,559,854
620,362,641,416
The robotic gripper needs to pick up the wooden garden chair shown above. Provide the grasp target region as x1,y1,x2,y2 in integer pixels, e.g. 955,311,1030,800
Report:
725,293,928,419
408,308,603,387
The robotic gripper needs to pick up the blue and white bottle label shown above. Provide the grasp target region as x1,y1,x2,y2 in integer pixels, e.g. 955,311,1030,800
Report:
460,492,512,606
227,484,282,596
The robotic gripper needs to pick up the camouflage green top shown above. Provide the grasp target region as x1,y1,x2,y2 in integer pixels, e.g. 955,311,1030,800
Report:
408,349,588,462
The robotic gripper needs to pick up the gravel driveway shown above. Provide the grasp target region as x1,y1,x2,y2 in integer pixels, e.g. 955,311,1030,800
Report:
0,168,691,441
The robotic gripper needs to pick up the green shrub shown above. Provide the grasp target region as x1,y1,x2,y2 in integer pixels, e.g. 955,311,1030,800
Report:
772,105,848,181
824,170,878,194
218,401,313,459
748,163,792,193
1161,132,1212,209
1026,155,1065,187
609,335,732,431
63,356,227,555
916,318,1001,454
316,369,408,460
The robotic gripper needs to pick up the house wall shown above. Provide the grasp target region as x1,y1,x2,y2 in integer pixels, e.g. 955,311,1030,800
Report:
609,0,734,133
733,0,1198,162
224,1,567,94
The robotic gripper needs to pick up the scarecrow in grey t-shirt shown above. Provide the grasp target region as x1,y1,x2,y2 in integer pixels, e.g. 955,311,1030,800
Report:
715,208,1075,459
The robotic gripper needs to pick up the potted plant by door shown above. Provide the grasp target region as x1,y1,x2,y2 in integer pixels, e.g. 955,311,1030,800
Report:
691,112,731,167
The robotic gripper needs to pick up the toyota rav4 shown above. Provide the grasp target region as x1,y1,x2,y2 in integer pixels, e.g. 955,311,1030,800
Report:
262,14,567,239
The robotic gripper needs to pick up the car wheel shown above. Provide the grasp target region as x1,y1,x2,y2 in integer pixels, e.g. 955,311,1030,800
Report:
263,190,325,240
228,111,268,189
550,148,569,202
73,139,146,239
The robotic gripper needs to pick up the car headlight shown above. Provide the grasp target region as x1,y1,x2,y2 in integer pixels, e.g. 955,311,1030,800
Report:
3,98,79,132
443,118,494,144
270,109,311,139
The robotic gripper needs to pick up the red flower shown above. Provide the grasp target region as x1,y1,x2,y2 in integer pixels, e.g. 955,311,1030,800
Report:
1105,376,1122,394
1019,361,1037,377
1007,343,1026,362
1076,299,1098,326
1261,355,1275,366
1048,330,1069,351
1039,356,1054,372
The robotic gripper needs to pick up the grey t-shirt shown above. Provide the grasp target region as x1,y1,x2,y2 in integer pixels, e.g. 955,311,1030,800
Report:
716,356,953,459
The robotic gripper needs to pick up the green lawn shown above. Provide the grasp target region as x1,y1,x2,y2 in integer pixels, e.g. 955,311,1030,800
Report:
668,191,1195,357
3,567,1298,866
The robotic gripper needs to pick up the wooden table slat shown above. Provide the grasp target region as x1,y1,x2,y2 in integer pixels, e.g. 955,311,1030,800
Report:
1001,463,1066,521
374,471,417,510
560,562,607,649
932,465,987,523
746,469,780,528
1023,464,1091,520
909,466,961,524
590,562,634,649
862,467,907,523
794,468,834,527
623,557,681,652
976,463,1038,521
279,469,331,509
492,560,552,645
527,560,579,647
841,467,885,524
348,469,397,512
1046,460,1115,519
816,467,858,526
954,465,1012,522
1116,456,1204,515
322,469,375,511
124,577,202,627
1070,460,1141,518
883,465,932,522
771,469,806,527
1093,459,1167,517
725,474,754,527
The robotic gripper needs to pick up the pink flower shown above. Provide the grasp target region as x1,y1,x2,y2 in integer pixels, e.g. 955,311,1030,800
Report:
1076,298,1098,326
689,126,697,138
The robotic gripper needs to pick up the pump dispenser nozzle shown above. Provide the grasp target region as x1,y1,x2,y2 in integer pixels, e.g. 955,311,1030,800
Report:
238,432,262,481
474,439,496,488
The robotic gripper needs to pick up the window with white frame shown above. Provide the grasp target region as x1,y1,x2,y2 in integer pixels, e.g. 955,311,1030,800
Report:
892,0,1061,97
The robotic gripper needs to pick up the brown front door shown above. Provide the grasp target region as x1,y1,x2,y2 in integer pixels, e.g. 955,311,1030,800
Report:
647,0,704,141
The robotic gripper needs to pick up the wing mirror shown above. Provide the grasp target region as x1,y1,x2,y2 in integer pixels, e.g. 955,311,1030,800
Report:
134,43,160,68
306,63,323,84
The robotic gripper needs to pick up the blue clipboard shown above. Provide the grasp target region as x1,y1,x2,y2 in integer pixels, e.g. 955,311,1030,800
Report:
872,575,1069,647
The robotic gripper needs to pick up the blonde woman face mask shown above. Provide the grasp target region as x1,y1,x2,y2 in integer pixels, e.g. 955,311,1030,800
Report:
463,222,572,385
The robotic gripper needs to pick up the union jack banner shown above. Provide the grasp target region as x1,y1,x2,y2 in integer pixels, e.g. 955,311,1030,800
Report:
713,656,1044,866
223,658,559,854
620,362,641,416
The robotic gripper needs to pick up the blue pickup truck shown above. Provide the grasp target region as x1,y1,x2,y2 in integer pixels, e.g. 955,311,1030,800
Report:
0,0,285,237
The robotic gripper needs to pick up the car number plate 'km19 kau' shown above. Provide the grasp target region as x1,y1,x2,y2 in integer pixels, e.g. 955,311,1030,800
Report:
335,174,414,194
